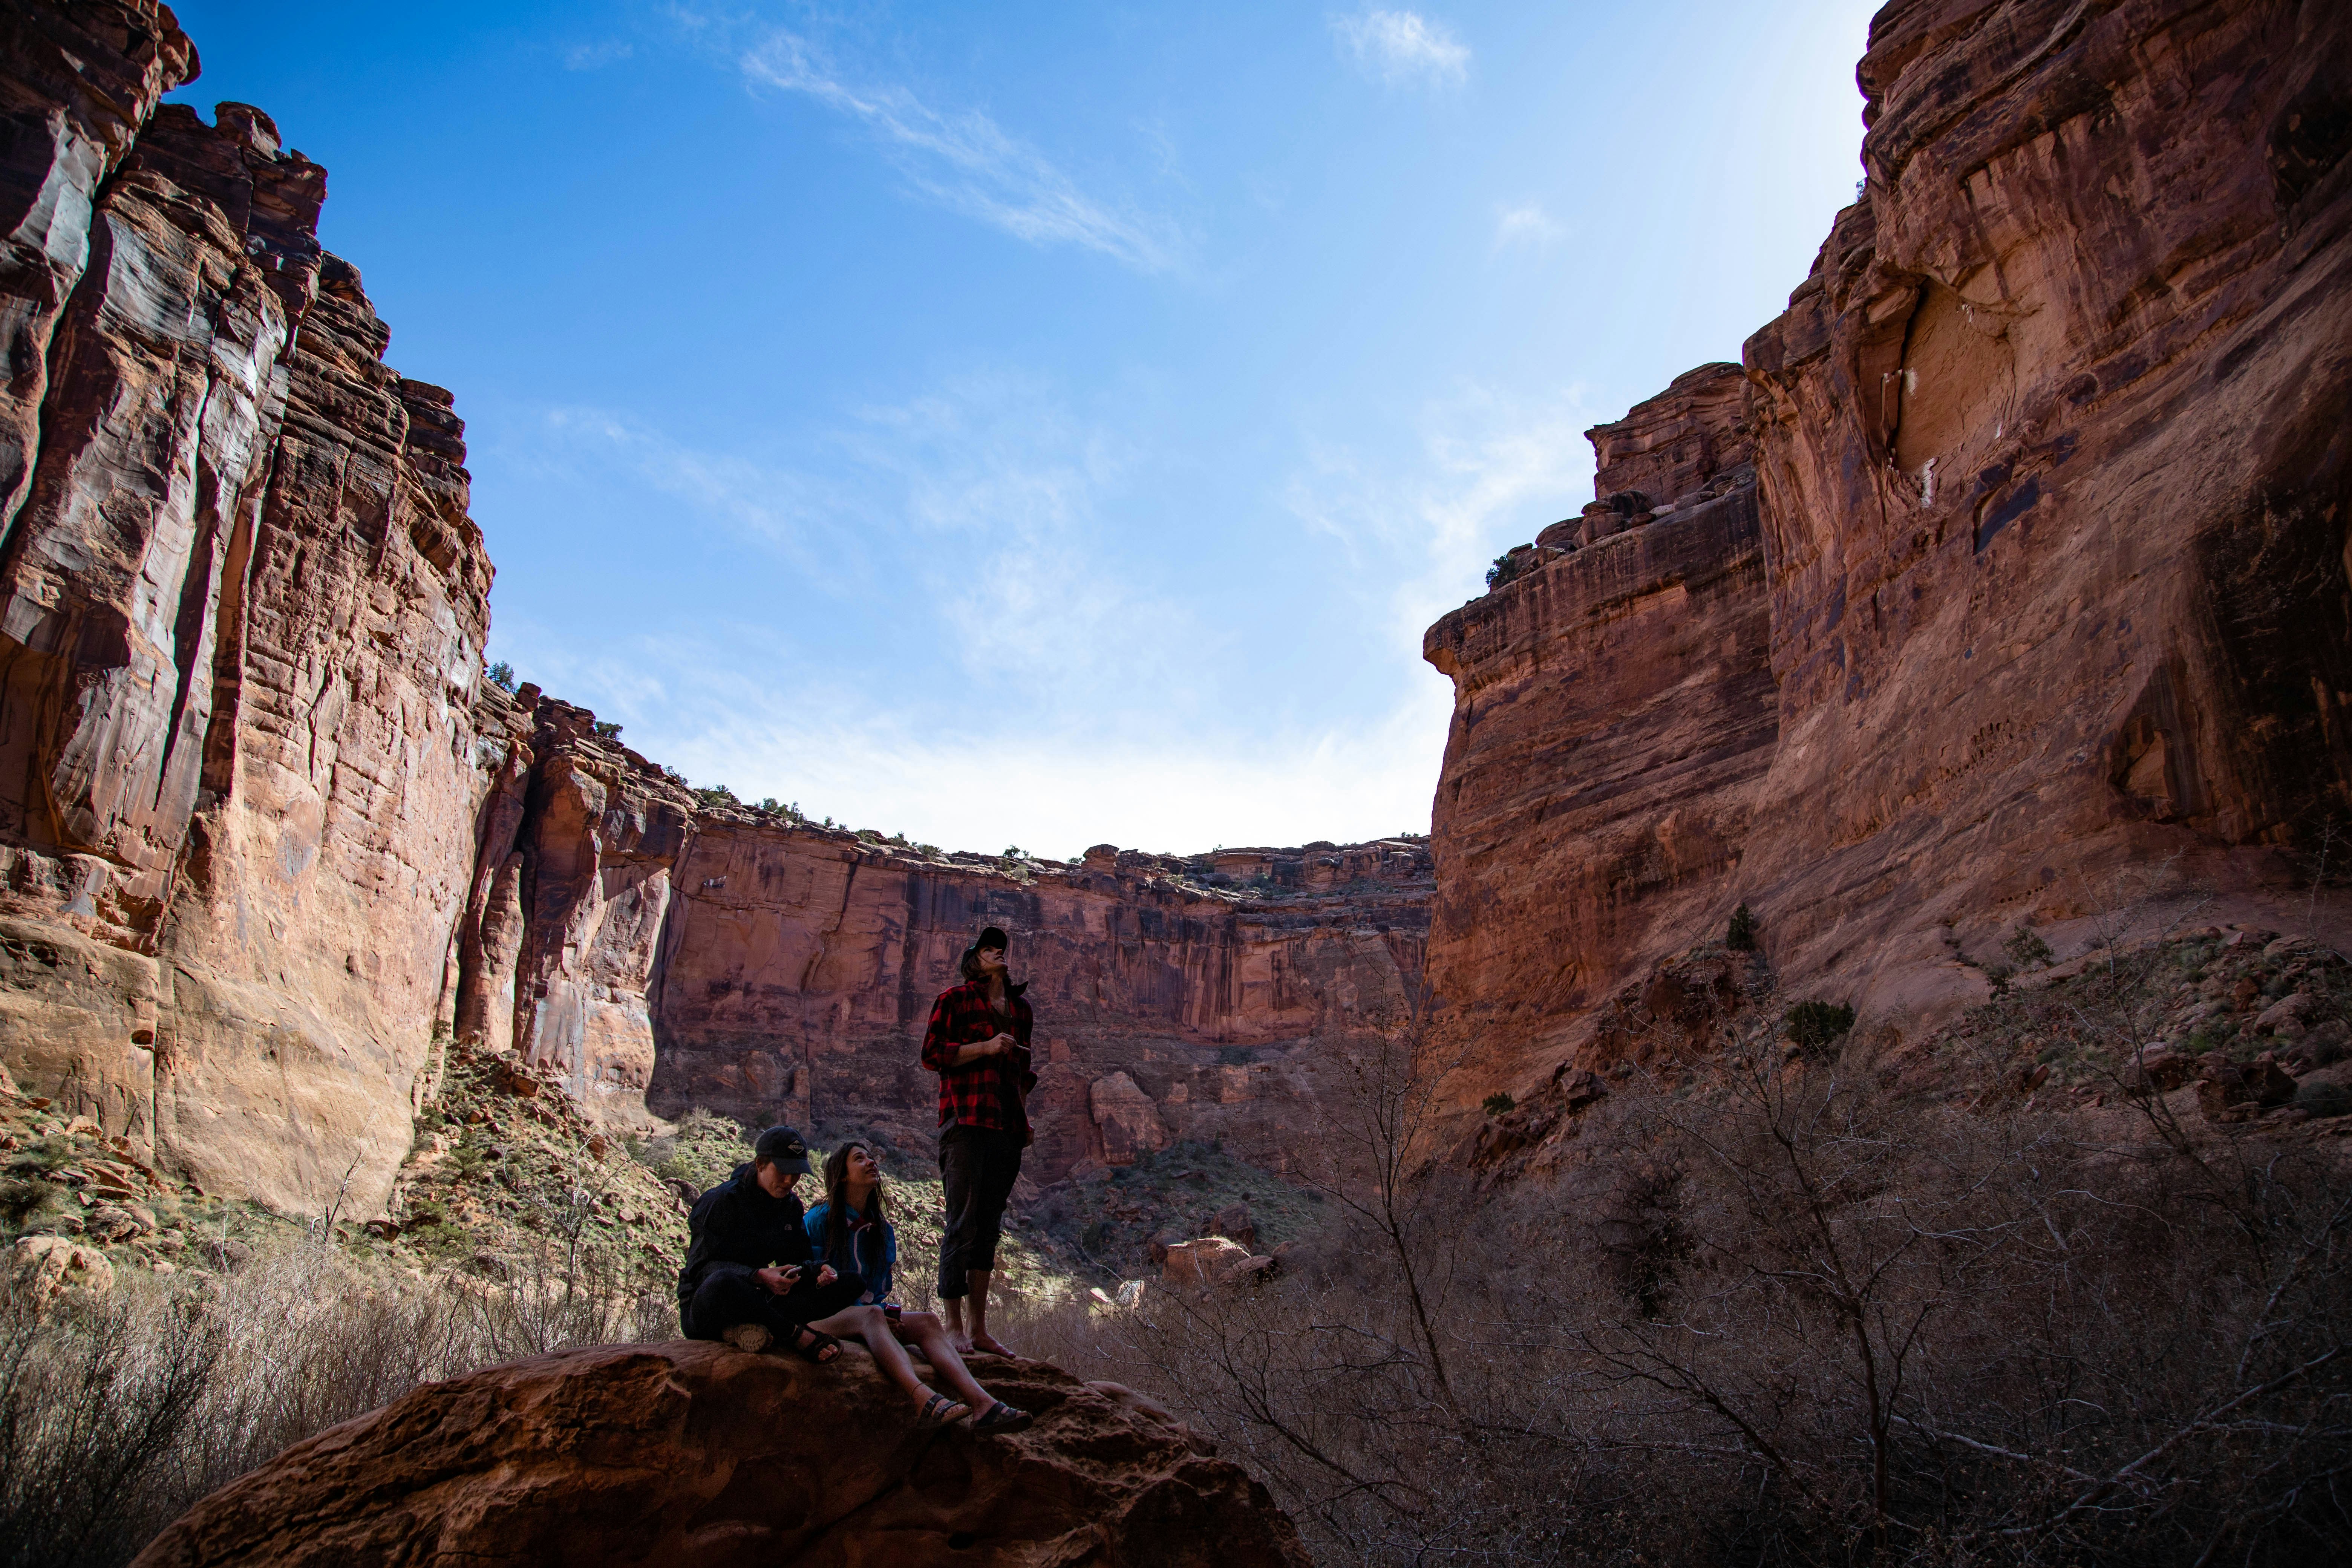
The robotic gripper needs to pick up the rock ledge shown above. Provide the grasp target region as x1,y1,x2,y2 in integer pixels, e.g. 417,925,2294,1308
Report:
131,1340,1307,1567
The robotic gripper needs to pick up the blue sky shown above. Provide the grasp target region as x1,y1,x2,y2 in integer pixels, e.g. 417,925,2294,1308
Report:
167,0,1877,858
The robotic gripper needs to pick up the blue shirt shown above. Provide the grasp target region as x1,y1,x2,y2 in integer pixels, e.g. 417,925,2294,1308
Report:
803,1199,896,1303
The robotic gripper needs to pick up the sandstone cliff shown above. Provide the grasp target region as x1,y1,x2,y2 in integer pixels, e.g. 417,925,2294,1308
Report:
1738,0,2352,1012
1425,0,2352,1102
0,5,495,1216
0,2,1419,1224
455,686,1432,1183
1425,366,1775,1090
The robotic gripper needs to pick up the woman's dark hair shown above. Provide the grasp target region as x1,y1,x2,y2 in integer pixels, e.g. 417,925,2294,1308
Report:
821,1141,886,1258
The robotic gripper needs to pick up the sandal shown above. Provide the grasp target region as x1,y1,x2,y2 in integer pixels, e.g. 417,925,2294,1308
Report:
970,1401,1032,1433
787,1324,842,1364
917,1390,972,1427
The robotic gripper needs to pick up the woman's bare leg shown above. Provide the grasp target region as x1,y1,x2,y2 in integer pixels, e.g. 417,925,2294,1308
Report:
809,1306,966,1415
892,1311,999,1413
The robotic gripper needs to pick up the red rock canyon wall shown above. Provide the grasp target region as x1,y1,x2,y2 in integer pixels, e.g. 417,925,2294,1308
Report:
1424,0,2352,1105
453,693,1432,1184
10,0,2346,1211
0,3,495,1215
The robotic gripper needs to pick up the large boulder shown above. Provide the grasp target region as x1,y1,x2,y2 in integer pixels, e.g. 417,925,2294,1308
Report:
1162,1237,1276,1291
130,1340,1305,1567
1088,1072,1171,1167
9,1235,115,1302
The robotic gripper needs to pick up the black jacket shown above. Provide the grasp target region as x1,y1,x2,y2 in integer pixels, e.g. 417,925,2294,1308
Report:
676,1162,816,1311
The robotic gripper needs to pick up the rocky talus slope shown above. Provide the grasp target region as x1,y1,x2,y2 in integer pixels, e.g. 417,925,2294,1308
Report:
1426,0,2352,1110
127,1341,1310,1568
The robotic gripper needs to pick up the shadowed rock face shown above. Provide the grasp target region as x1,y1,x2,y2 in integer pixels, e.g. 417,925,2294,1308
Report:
1425,375,1776,1095
0,7,496,1216
1738,0,2352,1018
1425,0,2352,1101
127,1341,1311,1568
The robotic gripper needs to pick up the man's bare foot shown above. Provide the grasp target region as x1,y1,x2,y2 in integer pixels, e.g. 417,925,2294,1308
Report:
967,1332,1015,1357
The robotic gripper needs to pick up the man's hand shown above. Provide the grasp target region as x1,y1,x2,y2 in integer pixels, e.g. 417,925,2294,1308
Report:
757,1265,801,1295
955,1032,1019,1065
815,1264,838,1287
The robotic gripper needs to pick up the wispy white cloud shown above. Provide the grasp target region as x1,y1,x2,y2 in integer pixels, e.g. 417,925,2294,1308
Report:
1284,384,1595,647
740,31,1187,274
532,408,861,589
1491,200,1563,253
1332,9,1471,89
562,41,634,70
521,375,1207,715
490,364,1474,852
492,612,1448,855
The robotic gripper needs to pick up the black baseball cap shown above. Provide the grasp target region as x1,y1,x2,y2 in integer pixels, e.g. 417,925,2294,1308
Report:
753,1125,812,1173
974,925,1009,951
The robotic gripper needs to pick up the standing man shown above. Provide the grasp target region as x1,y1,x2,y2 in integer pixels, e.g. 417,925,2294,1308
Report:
920,924,1034,1357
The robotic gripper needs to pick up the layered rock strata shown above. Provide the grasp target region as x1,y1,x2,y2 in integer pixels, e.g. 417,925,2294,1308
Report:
1425,373,1775,1095
1425,0,2352,1102
131,1341,1310,1568
649,827,1429,1182
0,6,495,1215
454,698,1433,1182
1735,0,2352,1015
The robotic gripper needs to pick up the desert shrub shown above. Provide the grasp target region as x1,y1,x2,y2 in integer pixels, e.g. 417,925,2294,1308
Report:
1727,901,1759,951
1017,978,2352,1566
1482,1091,1516,1116
2002,923,2054,969
1485,548,1531,591
484,660,516,693
0,1234,671,1568
1783,998,1854,1050
591,720,621,739
635,1110,752,1196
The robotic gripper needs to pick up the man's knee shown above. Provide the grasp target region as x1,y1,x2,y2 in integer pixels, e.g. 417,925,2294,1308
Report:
685,1277,740,1339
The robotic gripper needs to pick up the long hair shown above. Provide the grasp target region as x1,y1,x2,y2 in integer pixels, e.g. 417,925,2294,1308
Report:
821,1141,887,1259
959,948,1029,1022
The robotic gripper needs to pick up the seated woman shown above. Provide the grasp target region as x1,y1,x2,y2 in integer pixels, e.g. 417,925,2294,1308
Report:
807,1139,1031,1432
677,1125,998,1429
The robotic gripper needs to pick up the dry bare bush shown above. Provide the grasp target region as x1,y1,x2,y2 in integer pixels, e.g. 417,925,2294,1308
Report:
0,1235,669,1568
1012,961,2352,1567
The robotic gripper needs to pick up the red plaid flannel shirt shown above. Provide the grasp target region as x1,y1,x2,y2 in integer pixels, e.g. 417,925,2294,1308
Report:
920,979,1036,1138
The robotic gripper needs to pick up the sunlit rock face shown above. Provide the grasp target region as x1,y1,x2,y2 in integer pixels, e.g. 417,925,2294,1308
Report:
0,4,496,1216
648,831,1430,1182
458,717,1435,1182
1424,0,2352,1103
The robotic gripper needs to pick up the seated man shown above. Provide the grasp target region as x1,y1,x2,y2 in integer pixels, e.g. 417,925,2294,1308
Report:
677,1125,1001,1427
677,1125,864,1360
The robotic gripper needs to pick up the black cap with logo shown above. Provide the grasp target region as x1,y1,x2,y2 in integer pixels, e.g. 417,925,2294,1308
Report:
753,1125,812,1174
